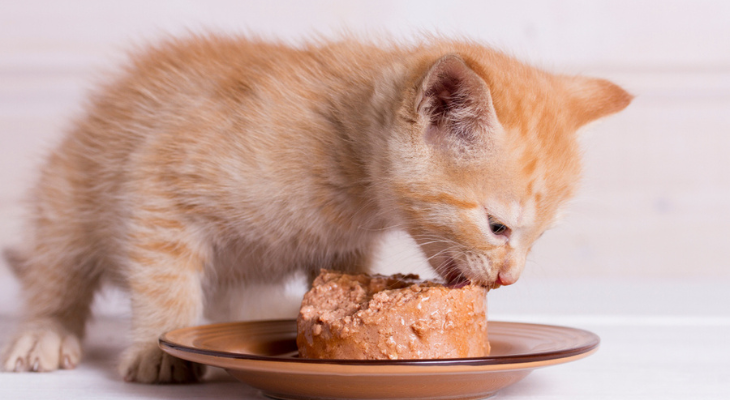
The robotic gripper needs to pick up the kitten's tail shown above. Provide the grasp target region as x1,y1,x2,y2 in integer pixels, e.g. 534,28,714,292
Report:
3,247,26,279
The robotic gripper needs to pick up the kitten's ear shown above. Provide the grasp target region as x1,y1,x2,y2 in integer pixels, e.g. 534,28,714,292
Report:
417,55,497,147
564,76,634,129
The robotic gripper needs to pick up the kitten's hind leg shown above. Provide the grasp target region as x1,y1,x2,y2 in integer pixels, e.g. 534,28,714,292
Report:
2,246,99,372
118,213,208,383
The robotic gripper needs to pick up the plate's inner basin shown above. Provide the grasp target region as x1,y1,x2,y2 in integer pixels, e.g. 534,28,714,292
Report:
182,320,597,361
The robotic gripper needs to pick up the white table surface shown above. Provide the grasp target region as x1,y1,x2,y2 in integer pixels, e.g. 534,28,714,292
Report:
1,277,729,400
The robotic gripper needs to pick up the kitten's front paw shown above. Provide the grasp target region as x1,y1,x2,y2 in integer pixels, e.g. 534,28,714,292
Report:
2,321,81,372
120,342,205,383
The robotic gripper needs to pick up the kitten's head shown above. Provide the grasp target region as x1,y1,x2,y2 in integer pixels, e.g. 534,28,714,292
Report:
384,47,632,287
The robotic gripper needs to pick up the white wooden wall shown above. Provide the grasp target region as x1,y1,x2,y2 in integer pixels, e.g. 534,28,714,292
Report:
1,0,729,289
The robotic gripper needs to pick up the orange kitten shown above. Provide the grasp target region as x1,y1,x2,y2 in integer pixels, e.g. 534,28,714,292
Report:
1,34,631,382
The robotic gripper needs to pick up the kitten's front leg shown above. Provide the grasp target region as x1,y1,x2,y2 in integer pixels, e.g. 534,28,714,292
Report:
119,215,208,383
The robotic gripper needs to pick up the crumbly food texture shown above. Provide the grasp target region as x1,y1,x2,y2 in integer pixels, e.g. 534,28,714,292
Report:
297,270,489,360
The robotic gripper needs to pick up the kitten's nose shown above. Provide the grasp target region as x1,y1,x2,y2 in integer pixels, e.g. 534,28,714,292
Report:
496,270,517,286
497,253,524,286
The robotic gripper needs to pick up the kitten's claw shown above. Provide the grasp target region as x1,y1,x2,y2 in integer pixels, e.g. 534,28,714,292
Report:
14,357,24,372
124,366,136,382
62,354,75,370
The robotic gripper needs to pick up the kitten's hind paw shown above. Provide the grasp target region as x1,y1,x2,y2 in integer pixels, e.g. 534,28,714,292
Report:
120,342,205,384
2,321,81,372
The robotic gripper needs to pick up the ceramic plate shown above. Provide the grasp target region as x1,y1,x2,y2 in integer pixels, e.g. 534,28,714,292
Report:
160,319,599,400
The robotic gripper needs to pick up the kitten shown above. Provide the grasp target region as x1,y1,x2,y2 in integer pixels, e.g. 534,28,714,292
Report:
1,34,631,382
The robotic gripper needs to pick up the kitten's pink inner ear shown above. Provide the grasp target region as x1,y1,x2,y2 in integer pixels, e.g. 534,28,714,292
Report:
564,76,634,129
418,54,496,145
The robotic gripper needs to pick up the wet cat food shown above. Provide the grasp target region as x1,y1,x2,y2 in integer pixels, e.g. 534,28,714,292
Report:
297,270,489,360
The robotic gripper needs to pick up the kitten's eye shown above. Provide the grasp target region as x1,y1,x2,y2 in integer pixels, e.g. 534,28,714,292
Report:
488,215,511,238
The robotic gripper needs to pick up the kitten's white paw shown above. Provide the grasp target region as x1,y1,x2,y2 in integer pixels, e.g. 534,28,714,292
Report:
2,322,81,372
120,342,205,383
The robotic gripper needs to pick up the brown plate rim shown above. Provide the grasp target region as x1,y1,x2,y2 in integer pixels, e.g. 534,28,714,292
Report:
159,319,600,367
